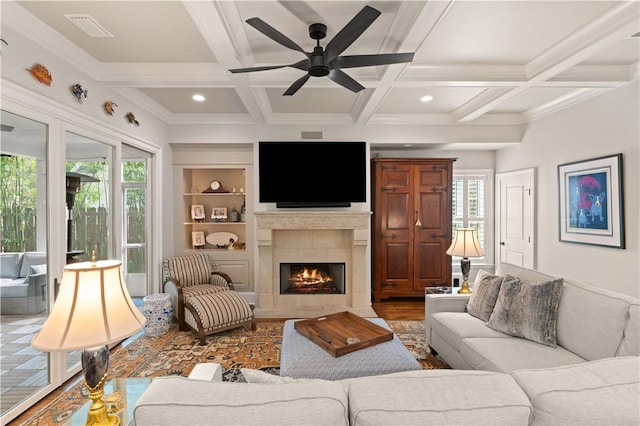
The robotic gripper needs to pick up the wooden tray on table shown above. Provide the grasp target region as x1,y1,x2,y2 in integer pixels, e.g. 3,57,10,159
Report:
294,311,393,357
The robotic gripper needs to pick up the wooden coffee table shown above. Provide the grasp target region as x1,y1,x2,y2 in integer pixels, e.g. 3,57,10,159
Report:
294,311,393,357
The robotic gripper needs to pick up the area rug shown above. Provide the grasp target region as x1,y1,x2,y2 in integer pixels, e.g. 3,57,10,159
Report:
20,319,448,425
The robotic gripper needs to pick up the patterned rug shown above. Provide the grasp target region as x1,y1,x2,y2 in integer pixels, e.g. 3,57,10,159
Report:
20,319,448,425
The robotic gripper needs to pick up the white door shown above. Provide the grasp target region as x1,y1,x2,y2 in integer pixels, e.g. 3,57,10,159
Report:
496,169,535,268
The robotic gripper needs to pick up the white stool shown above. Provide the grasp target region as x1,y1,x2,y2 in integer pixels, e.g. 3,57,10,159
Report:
142,293,172,336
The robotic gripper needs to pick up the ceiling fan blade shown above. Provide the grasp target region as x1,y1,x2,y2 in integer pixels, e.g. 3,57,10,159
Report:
230,59,310,74
283,74,310,96
324,6,381,64
332,52,415,69
246,17,307,54
229,64,288,74
328,69,365,93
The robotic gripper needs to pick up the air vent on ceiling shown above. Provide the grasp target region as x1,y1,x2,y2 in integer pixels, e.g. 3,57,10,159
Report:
65,14,113,37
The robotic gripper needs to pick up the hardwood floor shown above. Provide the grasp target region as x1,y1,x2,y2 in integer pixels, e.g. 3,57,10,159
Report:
372,297,425,320
8,297,425,425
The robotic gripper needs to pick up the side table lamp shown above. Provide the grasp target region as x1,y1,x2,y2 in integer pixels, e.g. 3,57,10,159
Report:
446,228,484,294
31,260,146,426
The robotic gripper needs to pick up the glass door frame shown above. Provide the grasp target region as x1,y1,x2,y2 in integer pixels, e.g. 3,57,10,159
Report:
1,81,163,424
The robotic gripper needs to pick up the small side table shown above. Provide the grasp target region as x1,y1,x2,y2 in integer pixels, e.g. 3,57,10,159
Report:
63,378,152,425
142,293,172,336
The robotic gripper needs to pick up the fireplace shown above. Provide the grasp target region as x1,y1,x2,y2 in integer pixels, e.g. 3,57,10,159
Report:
280,262,346,295
254,210,376,318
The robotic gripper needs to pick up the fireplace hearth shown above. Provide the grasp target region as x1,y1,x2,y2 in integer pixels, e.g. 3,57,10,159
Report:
280,262,345,295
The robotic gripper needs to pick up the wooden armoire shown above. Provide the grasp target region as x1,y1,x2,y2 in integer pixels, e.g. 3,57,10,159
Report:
371,158,455,302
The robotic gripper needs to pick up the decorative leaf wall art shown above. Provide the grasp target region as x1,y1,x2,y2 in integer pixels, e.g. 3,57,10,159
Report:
26,64,52,86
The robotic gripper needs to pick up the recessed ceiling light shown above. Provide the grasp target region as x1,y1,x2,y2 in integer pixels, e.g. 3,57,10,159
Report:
420,95,434,103
192,94,205,102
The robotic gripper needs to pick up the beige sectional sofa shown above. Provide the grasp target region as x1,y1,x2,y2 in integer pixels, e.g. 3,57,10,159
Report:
133,357,639,425
425,263,639,372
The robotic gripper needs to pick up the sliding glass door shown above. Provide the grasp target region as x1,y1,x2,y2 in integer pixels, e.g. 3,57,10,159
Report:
0,110,50,419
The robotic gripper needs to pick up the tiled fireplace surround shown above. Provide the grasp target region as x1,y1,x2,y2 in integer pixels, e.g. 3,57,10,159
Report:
254,211,376,318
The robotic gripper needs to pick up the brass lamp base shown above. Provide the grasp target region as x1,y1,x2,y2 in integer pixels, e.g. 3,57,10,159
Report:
85,394,119,426
458,280,472,294
82,345,120,426
458,257,472,294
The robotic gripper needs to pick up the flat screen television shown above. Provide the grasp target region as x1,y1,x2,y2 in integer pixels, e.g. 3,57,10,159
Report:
258,141,367,208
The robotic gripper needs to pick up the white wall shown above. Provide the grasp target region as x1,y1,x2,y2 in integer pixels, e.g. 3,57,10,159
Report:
496,81,639,298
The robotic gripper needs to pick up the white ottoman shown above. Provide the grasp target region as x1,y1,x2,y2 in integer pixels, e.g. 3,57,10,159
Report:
142,293,173,336
280,318,422,380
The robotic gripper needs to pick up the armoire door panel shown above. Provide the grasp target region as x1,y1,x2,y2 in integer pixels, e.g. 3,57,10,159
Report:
384,243,411,280
382,165,412,188
385,192,411,230
418,192,445,229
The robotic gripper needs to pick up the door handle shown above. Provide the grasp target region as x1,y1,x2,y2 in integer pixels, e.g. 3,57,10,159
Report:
415,211,422,227
500,241,505,246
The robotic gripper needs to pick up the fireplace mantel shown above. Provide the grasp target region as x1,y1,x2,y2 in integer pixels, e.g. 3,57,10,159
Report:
254,210,371,229
254,210,375,318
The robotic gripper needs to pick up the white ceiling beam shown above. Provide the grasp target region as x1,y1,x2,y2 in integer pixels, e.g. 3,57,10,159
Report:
353,0,456,124
182,0,267,124
451,1,640,122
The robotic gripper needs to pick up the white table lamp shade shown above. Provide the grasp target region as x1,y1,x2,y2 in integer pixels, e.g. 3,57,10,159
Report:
31,260,146,352
446,228,484,258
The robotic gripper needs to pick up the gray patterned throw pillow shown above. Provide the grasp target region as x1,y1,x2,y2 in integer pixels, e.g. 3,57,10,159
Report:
487,275,564,347
466,270,505,322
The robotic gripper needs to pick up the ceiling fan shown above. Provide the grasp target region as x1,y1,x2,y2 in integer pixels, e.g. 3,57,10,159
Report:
229,5,415,96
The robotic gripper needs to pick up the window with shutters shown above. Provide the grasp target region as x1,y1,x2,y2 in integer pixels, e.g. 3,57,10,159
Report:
452,170,493,265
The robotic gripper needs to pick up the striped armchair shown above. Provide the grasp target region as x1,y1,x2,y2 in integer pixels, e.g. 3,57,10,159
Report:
162,253,255,343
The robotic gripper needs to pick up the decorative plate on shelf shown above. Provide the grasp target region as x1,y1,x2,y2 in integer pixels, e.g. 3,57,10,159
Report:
206,231,238,248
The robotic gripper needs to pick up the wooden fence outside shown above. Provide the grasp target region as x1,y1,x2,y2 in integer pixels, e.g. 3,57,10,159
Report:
1,207,145,272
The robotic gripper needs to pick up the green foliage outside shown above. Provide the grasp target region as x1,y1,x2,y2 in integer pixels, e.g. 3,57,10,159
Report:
1,156,146,273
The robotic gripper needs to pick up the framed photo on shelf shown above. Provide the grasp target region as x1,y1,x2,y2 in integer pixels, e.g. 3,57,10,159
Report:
192,231,205,248
211,207,228,222
558,153,624,248
191,204,205,221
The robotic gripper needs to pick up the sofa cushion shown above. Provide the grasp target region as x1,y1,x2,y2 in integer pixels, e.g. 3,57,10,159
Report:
466,270,505,321
133,376,349,425
348,369,532,425
19,252,46,277
430,312,509,351
510,357,640,425
1,253,23,279
461,337,587,373
618,303,640,357
0,278,29,297
556,279,635,360
487,276,563,347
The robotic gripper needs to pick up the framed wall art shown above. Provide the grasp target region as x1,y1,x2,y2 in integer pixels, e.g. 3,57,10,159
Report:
558,153,624,248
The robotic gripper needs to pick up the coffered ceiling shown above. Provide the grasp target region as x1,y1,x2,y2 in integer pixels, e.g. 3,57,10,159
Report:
4,0,640,131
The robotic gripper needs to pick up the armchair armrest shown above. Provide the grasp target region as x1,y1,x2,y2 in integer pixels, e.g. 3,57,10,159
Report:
425,294,471,345
163,277,184,327
210,271,234,291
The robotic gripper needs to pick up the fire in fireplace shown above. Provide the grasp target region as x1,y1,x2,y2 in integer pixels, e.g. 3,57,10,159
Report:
280,262,346,295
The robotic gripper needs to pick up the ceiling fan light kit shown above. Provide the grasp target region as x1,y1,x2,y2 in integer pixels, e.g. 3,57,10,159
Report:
229,6,415,96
